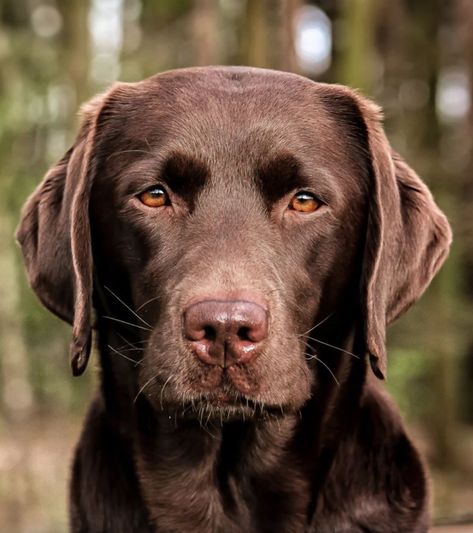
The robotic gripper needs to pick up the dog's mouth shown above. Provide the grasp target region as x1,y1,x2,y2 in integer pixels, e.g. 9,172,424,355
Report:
162,389,287,422
140,340,309,419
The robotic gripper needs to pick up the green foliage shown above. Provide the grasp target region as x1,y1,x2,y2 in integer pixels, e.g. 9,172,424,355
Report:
387,348,432,421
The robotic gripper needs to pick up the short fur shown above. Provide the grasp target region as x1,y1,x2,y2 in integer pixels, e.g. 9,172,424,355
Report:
17,67,451,533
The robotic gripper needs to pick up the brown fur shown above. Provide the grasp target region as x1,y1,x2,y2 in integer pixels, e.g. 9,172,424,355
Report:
16,67,451,532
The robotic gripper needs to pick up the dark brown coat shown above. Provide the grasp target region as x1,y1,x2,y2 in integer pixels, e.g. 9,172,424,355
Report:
17,67,451,532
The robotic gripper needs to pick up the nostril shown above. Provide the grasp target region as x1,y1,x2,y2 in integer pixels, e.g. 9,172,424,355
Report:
203,325,217,342
237,326,252,343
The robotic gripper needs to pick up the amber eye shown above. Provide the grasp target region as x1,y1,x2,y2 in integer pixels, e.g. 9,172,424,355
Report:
139,186,169,208
288,191,321,213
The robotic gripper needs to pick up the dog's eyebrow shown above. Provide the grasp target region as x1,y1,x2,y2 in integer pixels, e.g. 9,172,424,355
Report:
255,153,309,204
160,152,208,205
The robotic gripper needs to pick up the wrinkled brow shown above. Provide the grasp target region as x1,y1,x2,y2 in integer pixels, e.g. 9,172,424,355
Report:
255,153,309,205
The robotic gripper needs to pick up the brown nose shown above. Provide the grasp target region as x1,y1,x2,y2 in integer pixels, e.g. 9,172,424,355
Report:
183,300,268,367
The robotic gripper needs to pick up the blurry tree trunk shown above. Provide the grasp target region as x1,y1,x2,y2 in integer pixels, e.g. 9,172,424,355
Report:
399,1,442,170
239,0,301,71
242,0,269,67
191,0,220,66
59,0,90,106
280,0,300,72
336,0,378,93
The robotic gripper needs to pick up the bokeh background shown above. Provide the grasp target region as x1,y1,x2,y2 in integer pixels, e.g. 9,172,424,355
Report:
0,0,472,531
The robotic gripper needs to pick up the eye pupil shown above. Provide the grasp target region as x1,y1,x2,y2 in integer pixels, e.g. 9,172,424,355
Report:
289,191,320,213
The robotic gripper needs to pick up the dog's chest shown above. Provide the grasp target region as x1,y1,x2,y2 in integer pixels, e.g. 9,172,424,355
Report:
135,425,310,533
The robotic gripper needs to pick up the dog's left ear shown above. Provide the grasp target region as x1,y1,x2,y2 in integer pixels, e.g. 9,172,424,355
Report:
319,84,452,379
352,92,452,379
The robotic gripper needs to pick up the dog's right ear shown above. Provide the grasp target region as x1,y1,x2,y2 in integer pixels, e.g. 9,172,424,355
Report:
16,86,123,375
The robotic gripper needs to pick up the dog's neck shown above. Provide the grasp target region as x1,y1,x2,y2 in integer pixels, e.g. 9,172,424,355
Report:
134,402,311,532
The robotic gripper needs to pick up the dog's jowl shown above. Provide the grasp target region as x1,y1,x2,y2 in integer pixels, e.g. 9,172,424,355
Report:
17,67,451,533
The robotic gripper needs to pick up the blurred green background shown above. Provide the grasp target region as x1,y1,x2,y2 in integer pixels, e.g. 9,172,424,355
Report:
0,0,472,531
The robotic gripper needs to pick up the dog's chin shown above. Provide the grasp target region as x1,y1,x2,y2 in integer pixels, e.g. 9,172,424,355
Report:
161,391,291,422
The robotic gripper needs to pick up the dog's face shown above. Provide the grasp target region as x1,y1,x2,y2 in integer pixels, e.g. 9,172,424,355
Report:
17,67,451,418
90,75,369,414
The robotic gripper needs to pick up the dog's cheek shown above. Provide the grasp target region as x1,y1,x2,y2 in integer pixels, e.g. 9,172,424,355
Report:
254,339,313,409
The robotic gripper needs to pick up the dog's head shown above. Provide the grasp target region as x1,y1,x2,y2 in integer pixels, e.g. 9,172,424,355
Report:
17,67,451,417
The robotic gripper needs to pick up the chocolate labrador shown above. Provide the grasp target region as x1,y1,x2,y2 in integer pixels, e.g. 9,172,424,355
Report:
17,67,451,532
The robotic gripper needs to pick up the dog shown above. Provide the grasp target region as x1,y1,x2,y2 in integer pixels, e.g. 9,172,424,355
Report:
17,66,451,532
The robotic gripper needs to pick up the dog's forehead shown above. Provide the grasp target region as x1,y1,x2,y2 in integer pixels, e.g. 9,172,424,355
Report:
146,66,318,110
115,67,336,152
101,68,368,197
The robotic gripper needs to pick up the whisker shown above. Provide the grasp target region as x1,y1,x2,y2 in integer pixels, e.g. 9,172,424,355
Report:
298,311,335,338
160,375,173,410
116,333,148,349
304,352,340,386
134,374,158,404
103,316,152,332
107,344,143,366
104,285,152,328
200,418,217,439
114,345,145,353
136,295,161,313
301,335,360,359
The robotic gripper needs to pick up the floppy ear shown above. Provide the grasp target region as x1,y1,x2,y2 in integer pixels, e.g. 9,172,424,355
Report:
16,89,116,376
352,94,452,379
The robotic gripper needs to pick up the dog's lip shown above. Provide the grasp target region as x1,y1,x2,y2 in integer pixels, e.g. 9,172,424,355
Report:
178,394,285,415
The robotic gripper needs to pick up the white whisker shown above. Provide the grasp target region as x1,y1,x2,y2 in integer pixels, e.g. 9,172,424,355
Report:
136,295,161,312
160,375,173,409
302,335,359,359
103,316,151,332
304,352,340,386
104,285,152,328
298,311,335,338
107,344,143,366
134,374,158,403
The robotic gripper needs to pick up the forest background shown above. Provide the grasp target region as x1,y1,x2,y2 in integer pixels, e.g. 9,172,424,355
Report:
0,0,472,531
